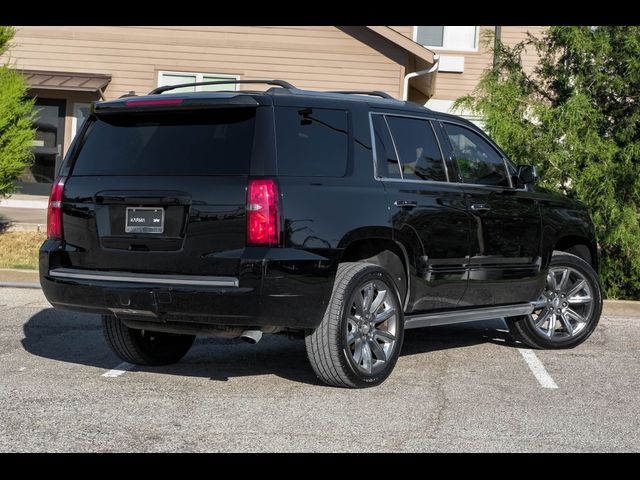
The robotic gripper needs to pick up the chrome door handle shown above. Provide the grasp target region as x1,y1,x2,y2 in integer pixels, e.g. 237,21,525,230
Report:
394,200,418,209
470,203,491,213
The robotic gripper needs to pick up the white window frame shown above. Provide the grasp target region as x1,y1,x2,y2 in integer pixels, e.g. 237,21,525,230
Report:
413,26,479,53
156,71,240,91
71,102,91,140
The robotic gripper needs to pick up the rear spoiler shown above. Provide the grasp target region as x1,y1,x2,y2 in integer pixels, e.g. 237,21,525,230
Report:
92,93,260,115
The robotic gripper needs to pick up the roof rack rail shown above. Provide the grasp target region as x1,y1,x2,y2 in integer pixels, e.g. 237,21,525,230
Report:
149,79,296,95
326,90,396,100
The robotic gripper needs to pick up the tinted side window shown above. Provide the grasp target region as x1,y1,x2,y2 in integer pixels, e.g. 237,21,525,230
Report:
385,116,447,182
371,115,401,179
275,107,348,177
444,123,509,187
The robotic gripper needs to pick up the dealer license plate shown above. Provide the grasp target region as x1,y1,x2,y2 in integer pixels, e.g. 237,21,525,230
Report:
125,207,164,234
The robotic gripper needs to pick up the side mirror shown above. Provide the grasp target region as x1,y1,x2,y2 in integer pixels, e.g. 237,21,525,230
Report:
517,165,538,185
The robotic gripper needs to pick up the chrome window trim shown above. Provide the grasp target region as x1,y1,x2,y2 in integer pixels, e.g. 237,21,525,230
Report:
368,111,382,180
368,111,451,184
368,112,528,192
49,268,239,288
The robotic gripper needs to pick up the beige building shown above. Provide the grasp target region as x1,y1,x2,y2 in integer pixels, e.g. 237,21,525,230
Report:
3,25,543,194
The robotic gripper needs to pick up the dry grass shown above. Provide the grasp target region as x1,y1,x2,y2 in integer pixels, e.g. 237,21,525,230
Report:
0,231,47,270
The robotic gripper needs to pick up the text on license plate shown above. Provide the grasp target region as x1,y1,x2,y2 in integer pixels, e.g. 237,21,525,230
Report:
125,207,164,234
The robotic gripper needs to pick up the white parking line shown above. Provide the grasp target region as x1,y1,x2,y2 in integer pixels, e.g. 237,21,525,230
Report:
518,348,559,389
102,362,134,378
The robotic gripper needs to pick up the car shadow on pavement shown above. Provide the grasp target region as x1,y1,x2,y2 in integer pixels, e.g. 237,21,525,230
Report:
401,318,520,357
21,308,115,369
22,309,520,386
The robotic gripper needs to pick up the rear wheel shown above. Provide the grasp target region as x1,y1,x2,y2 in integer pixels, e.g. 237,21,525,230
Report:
102,315,195,366
506,251,602,349
305,262,404,388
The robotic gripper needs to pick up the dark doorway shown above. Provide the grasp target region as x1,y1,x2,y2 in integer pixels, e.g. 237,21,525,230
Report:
16,98,66,196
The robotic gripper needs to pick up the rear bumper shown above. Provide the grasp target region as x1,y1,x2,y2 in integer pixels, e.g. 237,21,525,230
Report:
39,240,337,330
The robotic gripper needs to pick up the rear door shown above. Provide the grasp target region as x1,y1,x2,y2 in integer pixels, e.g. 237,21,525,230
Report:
60,102,271,277
372,112,472,313
437,120,544,306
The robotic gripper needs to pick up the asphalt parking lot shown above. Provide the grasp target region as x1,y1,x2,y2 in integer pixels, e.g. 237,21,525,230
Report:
1,286,638,452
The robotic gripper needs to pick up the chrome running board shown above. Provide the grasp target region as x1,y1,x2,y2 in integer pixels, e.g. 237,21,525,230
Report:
404,303,534,329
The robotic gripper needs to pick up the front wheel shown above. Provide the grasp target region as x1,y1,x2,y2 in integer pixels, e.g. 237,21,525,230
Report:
506,251,602,349
305,262,404,388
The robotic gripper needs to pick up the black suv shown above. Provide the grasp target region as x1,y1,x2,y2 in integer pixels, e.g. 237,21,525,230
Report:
40,79,602,388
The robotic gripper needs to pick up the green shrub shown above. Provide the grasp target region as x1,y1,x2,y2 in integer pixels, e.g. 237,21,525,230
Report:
0,26,36,196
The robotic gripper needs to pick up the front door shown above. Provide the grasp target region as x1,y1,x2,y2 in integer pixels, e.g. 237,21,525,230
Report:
17,98,66,195
372,113,471,313
439,121,544,307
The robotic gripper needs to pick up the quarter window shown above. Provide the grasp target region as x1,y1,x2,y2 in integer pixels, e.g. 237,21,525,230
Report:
385,116,447,182
275,107,349,177
444,123,510,187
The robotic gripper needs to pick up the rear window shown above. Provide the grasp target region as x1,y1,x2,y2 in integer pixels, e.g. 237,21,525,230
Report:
275,106,349,177
71,109,256,176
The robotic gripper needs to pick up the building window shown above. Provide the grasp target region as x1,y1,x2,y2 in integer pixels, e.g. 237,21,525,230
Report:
71,103,91,140
157,71,239,93
414,26,478,51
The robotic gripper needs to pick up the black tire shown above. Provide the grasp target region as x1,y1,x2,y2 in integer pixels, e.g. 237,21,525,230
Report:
102,315,195,366
506,251,602,349
304,262,405,388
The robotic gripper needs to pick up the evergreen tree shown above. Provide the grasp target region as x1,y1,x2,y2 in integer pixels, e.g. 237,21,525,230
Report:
0,26,36,196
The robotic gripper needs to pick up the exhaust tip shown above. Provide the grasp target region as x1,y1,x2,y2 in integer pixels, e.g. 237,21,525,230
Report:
240,329,263,344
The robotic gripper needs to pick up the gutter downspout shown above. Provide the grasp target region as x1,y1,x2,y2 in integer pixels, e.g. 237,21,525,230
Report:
493,26,502,70
402,55,440,101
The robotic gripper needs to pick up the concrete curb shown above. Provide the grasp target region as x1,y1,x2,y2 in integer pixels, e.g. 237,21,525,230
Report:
602,300,640,317
0,269,39,285
0,222,45,233
0,198,48,209
0,281,41,289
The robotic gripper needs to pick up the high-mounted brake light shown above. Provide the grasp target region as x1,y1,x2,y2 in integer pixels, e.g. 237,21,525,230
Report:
125,98,184,107
47,177,66,239
247,179,280,246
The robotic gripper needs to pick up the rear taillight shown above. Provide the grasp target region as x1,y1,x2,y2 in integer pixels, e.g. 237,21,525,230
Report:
47,177,66,239
247,178,280,246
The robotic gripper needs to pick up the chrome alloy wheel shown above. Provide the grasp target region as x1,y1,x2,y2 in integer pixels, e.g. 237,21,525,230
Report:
345,280,398,375
530,266,594,339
